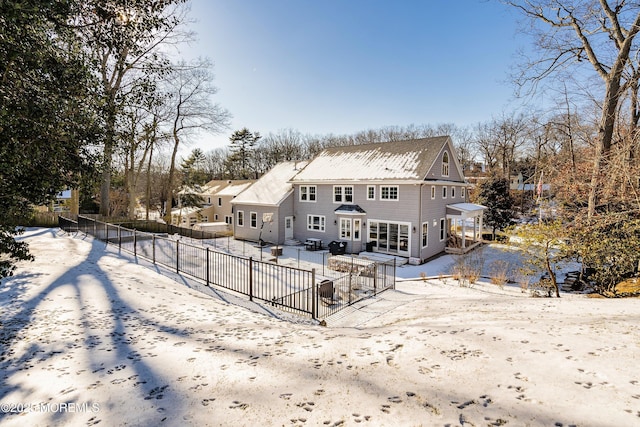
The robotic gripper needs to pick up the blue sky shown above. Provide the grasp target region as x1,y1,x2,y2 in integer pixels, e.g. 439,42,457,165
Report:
179,0,525,152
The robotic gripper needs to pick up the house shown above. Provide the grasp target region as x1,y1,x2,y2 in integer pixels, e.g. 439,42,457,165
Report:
288,136,484,263
172,179,254,227
42,188,80,215
231,161,308,245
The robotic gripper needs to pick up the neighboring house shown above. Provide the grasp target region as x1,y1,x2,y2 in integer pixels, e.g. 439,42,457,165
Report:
172,180,255,227
510,172,552,193
288,136,485,263
231,161,308,245
37,188,79,215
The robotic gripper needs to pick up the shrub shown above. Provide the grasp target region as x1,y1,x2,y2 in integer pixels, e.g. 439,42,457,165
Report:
489,260,510,289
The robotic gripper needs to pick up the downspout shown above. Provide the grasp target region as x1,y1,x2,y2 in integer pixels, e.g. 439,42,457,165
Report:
418,182,424,262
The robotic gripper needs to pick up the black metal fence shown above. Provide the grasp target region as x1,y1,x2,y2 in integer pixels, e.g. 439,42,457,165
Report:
60,215,395,320
77,215,231,240
315,256,396,318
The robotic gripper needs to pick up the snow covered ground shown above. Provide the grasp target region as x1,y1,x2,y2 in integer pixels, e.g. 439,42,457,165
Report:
1,228,639,426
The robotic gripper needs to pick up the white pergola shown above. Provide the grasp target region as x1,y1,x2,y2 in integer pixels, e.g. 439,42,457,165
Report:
445,203,486,254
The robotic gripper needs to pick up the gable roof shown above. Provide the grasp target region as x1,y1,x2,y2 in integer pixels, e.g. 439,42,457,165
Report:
201,180,232,195
290,136,454,182
216,180,255,197
231,161,309,206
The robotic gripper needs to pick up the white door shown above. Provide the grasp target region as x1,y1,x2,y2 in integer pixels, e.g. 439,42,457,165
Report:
284,216,294,240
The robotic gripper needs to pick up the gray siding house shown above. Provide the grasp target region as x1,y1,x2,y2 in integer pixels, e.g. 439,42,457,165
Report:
289,136,484,263
231,161,308,245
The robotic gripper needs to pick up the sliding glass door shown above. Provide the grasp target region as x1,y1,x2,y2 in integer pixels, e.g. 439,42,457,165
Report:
368,220,410,256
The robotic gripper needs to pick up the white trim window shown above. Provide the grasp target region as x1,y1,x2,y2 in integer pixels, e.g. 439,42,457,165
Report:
451,187,455,198
461,187,466,199
442,186,447,199
380,185,399,200
214,214,218,221
225,216,233,224
334,185,354,203
367,185,376,200
307,214,325,232
218,197,222,206
299,185,317,202
430,186,436,199
237,211,244,227
442,151,450,177
353,218,361,241
440,218,446,241
422,222,429,248
339,218,351,239
250,212,257,228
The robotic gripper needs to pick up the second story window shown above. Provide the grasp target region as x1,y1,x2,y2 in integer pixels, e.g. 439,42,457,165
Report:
334,185,354,203
300,185,317,202
367,185,375,200
380,186,399,200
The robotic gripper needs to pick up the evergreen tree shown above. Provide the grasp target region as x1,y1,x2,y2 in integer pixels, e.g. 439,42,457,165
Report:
476,176,515,240
0,0,97,279
175,149,206,224
227,128,262,179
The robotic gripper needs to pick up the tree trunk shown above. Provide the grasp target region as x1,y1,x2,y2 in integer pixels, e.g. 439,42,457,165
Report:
588,79,621,219
163,129,181,224
145,143,153,221
545,244,560,298
99,119,114,217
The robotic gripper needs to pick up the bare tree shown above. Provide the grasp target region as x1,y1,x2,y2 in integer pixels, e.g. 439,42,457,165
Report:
505,0,640,217
204,147,229,180
473,121,499,172
75,0,190,217
162,59,230,222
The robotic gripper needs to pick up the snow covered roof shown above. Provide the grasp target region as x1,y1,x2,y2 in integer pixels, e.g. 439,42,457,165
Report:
232,161,309,206
446,203,486,218
291,136,450,182
216,180,255,197
170,206,201,216
335,204,366,214
200,180,231,195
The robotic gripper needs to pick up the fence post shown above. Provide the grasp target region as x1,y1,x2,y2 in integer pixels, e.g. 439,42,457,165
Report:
152,234,156,264
93,218,96,238
133,230,137,257
374,263,378,294
311,268,317,320
176,239,180,274
118,225,121,250
393,258,396,290
206,247,210,286
249,257,253,301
